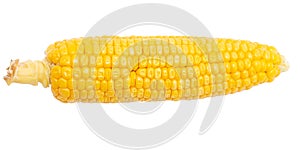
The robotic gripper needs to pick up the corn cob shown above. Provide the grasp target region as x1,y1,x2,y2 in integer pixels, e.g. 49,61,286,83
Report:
4,36,289,103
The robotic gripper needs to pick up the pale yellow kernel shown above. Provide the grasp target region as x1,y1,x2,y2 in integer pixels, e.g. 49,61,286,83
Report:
114,78,123,90
88,90,95,100
112,68,120,79
82,67,90,79
79,55,89,67
78,79,85,90
84,79,93,90
80,90,88,100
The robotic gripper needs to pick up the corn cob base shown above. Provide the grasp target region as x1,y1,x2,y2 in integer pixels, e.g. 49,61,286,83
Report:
4,36,289,103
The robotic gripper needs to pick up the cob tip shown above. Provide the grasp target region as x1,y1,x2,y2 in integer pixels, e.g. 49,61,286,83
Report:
3,59,50,87
4,59,19,86
279,55,289,72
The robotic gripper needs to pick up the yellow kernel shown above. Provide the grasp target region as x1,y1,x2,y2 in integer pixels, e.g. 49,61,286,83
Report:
51,78,59,89
137,88,144,98
236,79,242,87
253,60,262,72
238,51,245,59
155,68,162,79
198,76,204,86
101,80,108,91
204,85,211,95
59,88,70,99
165,79,171,89
168,68,176,79
230,51,238,61
162,68,168,79
223,52,231,62
60,55,71,66
147,68,154,79
104,68,112,80
95,80,101,90
243,78,251,87
136,76,143,88
104,55,111,67
232,71,241,80
199,63,207,75
194,55,201,65
204,75,210,85
130,87,137,98
230,62,238,73
267,68,277,80
106,90,114,97
144,89,151,99
237,60,244,71
224,62,231,73
51,66,61,78
171,80,178,90
137,68,146,77
130,72,136,86
96,56,103,67
97,68,105,80
228,78,236,89
260,61,266,71
67,79,73,89
171,90,179,99
58,78,67,88
252,49,262,59
238,67,247,77
251,74,258,84
248,67,256,77
143,78,151,89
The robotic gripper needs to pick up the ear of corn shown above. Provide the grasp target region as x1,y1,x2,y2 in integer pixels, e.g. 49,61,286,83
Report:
4,36,288,103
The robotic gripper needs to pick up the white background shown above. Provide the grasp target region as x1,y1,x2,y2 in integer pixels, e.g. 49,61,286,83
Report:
0,0,299,149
